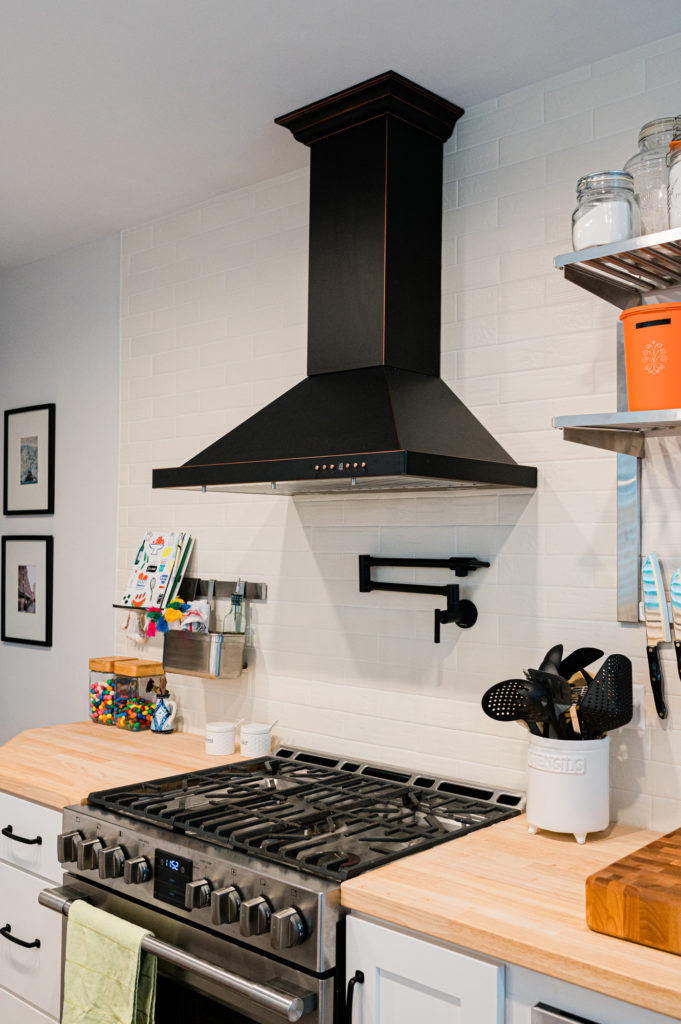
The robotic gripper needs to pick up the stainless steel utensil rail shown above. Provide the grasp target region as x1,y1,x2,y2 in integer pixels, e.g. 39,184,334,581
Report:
38,887,314,1022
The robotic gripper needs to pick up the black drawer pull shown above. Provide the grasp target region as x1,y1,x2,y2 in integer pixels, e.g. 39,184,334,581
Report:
345,970,364,1022
2,824,42,846
0,924,41,949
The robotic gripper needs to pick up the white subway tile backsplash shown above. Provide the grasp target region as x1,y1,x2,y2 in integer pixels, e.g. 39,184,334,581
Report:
500,112,593,166
645,46,681,89
545,62,644,121
456,95,543,149
118,37,681,826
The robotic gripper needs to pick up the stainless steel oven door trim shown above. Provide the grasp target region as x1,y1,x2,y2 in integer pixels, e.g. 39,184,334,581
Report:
40,884,319,1022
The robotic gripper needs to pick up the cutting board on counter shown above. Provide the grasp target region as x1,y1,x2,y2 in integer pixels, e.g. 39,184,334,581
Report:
586,828,681,954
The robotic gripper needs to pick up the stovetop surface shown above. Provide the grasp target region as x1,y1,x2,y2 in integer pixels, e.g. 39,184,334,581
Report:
88,748,522,882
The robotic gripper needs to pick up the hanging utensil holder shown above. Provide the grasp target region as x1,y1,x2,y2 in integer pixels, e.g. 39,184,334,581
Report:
162,577,267,679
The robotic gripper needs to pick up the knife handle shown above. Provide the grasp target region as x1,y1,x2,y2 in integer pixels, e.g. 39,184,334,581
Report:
675,641,681,685
647,645,668,719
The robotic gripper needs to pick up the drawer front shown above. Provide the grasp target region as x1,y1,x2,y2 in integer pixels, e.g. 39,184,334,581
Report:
0,862,62,1015
0,984,57,1023
0,794,62,883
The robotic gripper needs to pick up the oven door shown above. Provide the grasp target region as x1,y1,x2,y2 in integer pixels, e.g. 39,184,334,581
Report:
40,877,334,1024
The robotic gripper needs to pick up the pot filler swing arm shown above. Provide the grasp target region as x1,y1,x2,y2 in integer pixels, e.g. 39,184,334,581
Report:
358,555,490,643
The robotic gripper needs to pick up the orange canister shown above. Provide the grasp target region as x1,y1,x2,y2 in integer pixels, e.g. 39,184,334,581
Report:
620,302,681,410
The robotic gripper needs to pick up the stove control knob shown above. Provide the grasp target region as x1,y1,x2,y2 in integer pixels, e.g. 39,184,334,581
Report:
211,885,242,925
98,845,126,880
124,856,151,885
271,908,305,950
240,896,271,937
77,837,103,871
57,830,83,864
185,879,212,911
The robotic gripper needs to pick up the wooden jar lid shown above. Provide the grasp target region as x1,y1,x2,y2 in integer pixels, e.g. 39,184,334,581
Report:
89,656,135,672
113,658,164,677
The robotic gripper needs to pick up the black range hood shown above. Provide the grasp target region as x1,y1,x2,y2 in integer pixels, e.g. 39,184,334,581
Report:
153,72,537,495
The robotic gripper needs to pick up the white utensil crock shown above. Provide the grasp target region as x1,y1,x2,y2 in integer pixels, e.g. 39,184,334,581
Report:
240,722,273,758
526,733,610,844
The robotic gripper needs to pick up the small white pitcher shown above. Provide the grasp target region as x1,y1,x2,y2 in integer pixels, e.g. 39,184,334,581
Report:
526,733,610,844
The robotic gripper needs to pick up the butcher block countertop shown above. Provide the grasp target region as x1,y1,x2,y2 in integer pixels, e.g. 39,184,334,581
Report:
2,724,680,1017
341,814,681,1020
0,721,239,808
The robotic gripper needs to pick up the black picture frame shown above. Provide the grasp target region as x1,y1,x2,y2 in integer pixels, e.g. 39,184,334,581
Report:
1,535,53,646
3,403,56,515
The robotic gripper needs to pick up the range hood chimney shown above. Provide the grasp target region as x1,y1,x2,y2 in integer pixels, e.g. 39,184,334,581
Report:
153,72,537,495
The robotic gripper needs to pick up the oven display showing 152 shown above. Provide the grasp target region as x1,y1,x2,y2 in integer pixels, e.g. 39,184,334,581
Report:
154,849,193,909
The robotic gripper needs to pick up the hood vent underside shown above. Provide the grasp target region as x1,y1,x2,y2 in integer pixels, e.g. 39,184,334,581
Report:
153,72,537,496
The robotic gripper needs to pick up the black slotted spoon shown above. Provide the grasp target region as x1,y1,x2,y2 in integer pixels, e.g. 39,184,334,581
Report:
578,654,633,740
482,679,558,737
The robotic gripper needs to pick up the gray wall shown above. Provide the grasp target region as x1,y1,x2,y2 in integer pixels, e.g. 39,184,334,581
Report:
0,235,120,742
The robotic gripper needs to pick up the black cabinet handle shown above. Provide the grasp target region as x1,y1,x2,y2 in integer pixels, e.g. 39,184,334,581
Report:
2,824,42,846
0,924,41,949
345,970,364,1022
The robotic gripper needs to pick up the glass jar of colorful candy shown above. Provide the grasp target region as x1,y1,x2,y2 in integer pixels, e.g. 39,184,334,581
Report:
89,657,160,730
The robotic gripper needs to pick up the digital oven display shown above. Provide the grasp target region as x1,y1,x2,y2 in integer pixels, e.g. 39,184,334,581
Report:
154,849,193,910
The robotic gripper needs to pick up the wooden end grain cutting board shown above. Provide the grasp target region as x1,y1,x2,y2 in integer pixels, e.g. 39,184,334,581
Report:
586,828,681,954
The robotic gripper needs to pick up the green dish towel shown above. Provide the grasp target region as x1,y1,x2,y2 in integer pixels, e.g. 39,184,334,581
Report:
61,899,157,1024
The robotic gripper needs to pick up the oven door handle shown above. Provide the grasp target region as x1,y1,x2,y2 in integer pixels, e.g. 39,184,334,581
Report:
39,886,316,1022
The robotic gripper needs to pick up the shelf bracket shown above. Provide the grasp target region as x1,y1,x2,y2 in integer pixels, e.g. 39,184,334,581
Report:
562,426,645,458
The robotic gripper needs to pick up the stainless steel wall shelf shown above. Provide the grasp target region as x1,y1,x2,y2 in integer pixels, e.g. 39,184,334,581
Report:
555,228,681,309
554,229,681,623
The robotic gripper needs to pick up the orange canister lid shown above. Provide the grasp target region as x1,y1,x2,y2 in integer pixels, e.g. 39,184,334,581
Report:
114,658,164,677
620,301,681,321
89,656,134,672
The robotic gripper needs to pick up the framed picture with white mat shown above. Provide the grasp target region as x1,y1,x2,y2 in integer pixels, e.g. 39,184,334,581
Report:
3,404,55,515
1,536,53,646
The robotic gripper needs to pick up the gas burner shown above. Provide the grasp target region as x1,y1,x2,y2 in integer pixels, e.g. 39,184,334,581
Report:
88,749,523,881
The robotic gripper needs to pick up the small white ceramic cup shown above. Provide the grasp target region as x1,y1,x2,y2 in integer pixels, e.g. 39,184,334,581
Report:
205,721,236,756
526,733,610,844
240,722,273,758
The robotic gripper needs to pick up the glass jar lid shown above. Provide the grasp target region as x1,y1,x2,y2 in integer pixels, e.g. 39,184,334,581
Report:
638,116,681,146
576,170,634,197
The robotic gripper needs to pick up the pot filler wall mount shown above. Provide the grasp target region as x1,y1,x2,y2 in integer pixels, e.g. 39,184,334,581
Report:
152,71,537,497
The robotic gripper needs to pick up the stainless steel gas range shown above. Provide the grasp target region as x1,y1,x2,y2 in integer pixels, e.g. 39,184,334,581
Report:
40,748,523,1024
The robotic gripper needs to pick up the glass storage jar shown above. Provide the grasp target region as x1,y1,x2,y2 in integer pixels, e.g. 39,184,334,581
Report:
624,116,680,235
89,656,134,724
572,171,640,250
89,657,160,729
669,134,681,229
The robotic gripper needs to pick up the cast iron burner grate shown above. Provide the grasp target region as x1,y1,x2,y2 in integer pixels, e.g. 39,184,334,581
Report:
88,749,522,881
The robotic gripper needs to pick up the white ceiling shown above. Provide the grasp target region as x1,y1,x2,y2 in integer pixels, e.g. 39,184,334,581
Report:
3,0,681,270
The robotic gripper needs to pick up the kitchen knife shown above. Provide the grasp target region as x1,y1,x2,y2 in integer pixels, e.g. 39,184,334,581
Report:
670,569,681,683
642,553,669,720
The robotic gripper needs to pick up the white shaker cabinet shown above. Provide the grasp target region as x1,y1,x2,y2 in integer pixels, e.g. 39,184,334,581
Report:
346,914,504,1024
0,793,63,1021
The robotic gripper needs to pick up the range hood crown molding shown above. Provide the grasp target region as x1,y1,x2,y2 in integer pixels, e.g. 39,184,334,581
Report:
152,72,537,496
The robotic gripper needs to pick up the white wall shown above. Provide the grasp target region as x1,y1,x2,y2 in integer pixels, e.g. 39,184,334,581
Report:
118,32,681,830
0,236,121,742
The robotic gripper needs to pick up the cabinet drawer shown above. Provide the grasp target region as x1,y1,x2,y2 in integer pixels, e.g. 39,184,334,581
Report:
0,983,57,1023
0,794,62,883
0,861,62,1015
